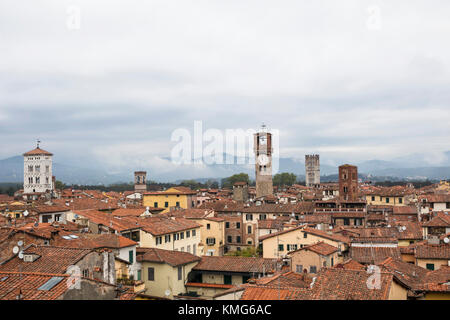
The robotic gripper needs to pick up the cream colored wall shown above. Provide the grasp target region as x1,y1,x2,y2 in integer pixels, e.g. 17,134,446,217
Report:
262,229,345,259
417,258,449,270
366,195,406,206
197,219,225,256
398,240,417,247
139,227,201,255
388,281,408,300
424,292,450,300
143,189,195,213
185,286,224,300
141,261,197,299
290,250,339,273
202,273,244,286
214,290,244,300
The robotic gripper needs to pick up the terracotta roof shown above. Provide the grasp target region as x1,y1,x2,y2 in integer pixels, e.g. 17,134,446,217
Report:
0,245,93,274
292,241,338,256
192,256,277,274
74,210,140,232
23,147,53,156
112,208,147,217
419,266,450,292
240,285,310,300
137,248,200,267
197,201,246,212
419,194,450,203
144,187,196,196
393,206,418,215
0,272,68,300
304,268,395,300
52,233,137,249
333,259,365,271
186,282,234,289
422,212,450,227
379,257,429,290
415,244,450,259
252,271,311,288
365,186,415,197
53,198,119,211
350,246,401,264
33,205,70,214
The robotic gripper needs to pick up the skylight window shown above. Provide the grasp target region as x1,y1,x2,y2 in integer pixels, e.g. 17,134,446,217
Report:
38,277,64,291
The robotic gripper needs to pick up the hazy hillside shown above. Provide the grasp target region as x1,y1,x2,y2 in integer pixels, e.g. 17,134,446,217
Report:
1,152,449,185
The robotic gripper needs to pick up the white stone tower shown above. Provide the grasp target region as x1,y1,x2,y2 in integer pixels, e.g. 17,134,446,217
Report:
254,124,273,198
305,154,320,188
23,140,53,194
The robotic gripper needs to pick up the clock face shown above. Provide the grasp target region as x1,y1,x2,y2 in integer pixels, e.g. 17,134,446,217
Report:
259,135,267,145
257,154,269,165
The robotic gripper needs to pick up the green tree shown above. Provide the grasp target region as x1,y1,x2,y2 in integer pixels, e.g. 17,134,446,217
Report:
6,187,15,196
225,247,261,257
179,180,203,190
55,180,66,190
221,173,250,189
273,172,297,187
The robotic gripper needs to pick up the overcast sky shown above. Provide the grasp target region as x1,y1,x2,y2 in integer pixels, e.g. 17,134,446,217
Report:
1,0,450,170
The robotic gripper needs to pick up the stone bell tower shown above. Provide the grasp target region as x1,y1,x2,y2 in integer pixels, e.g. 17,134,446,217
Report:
254,124,273,198
305,154,320,188
134,171,147,193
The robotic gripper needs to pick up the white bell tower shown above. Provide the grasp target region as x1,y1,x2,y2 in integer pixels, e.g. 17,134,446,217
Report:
23,140,53,194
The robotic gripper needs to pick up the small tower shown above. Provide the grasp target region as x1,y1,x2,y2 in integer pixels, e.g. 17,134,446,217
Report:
339,164,358,201
134,171,147,193
23,140,53,195
233,181,249,202
254,124,273,198
305,154,320,188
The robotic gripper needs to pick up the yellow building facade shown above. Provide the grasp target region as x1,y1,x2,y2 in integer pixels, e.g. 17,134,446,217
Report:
143,187,196,213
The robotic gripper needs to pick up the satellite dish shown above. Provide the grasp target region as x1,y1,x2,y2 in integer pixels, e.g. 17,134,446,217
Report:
18,251,24,259
402,226,407,231
164,289,171,297
23,210,29,217
12,246,19,254
444,237,450,244
17,240,23,247
34,222,39,227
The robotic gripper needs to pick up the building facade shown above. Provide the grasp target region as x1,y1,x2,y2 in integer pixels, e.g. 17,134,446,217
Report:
305,154,320,188
254,125,273,198
339,164,358,201
23,143,53,195
134,171,147,193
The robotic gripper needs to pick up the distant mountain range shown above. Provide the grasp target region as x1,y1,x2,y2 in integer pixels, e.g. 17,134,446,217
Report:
1,151,450,185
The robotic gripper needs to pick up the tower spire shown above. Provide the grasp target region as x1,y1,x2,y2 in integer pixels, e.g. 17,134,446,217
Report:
37,139,41,149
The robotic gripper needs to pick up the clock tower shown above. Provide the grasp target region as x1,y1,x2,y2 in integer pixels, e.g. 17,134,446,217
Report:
254,124,273,198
